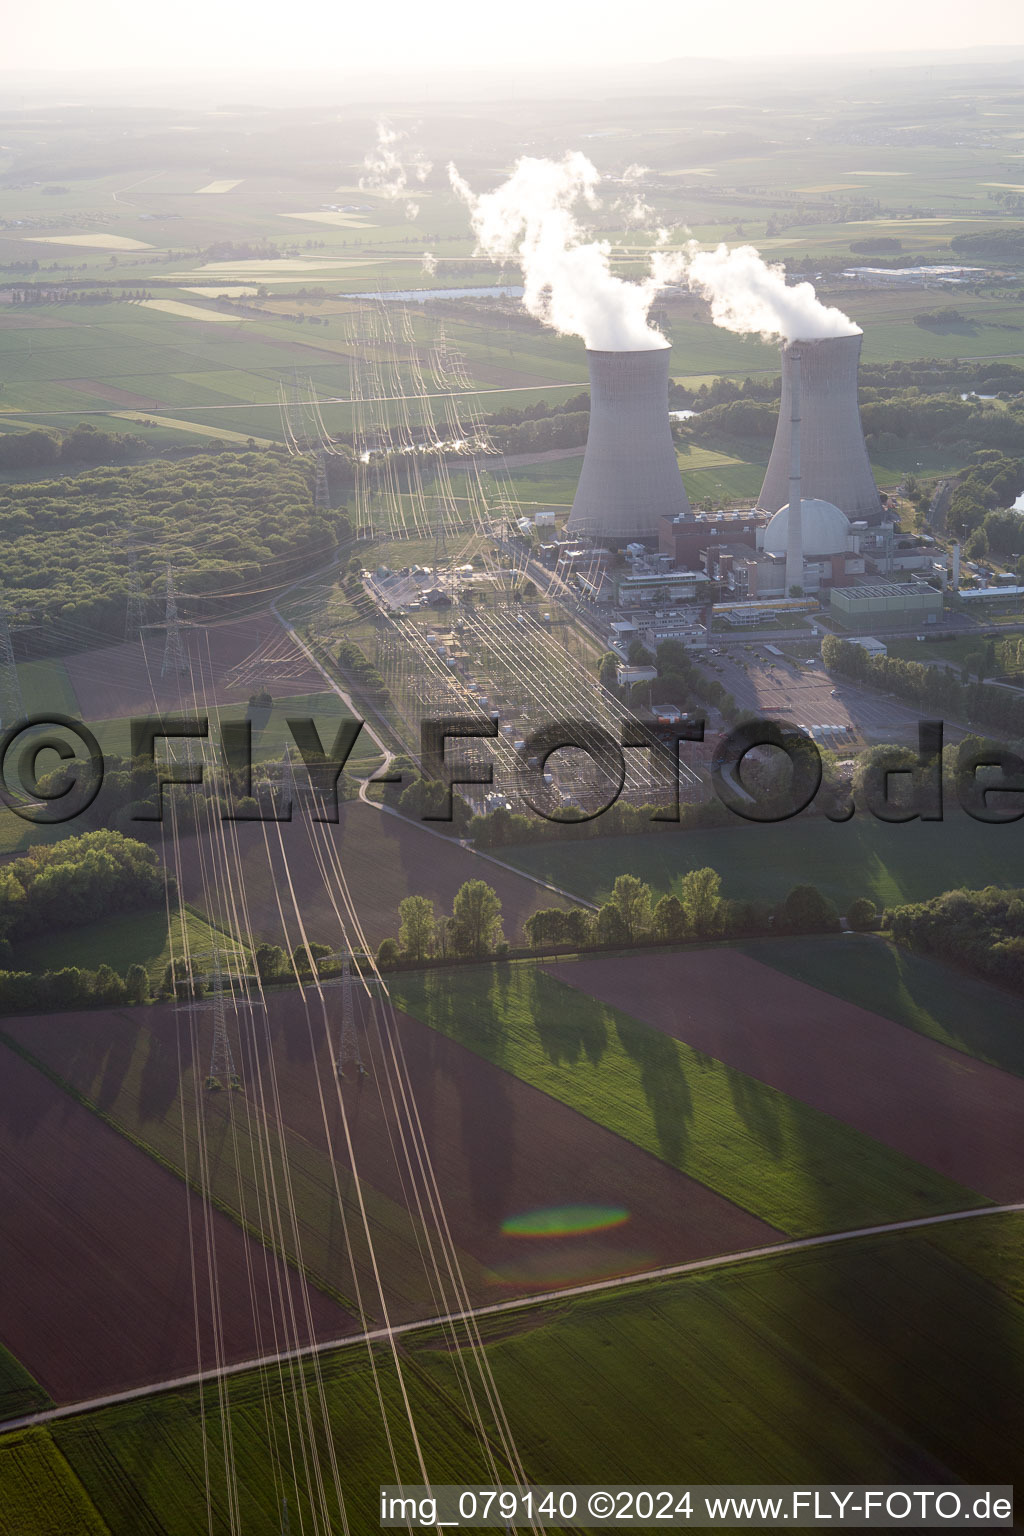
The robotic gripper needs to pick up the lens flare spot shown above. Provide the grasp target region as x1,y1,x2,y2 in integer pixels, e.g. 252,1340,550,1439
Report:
501,1204,630,1239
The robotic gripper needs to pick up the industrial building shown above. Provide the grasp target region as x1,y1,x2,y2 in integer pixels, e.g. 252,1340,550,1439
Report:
758,335,882,526
567,347,692,544
658,508,767,568
830,582,943,630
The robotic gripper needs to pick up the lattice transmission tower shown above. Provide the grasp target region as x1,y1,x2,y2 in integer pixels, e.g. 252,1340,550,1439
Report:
0,594,24,731
123,531,148,644
161,564,189,678
176,945,246,1092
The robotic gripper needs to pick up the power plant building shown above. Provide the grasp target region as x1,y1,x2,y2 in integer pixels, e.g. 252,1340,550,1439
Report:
567,347,692,544
658,508,767,568
758,335,882,526
830,582,943,630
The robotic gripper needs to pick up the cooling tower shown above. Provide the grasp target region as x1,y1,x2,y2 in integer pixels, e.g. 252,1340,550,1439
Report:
758,335,882,525
567,347,691,543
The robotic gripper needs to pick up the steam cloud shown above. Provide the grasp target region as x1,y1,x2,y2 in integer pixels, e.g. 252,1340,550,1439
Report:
448,152,857,351
449,152,685,351
684,242,861,342
360,120,431,221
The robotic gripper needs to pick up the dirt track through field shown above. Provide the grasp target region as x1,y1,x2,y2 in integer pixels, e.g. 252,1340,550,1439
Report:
546,949,1024,1203
0,1045,353,1404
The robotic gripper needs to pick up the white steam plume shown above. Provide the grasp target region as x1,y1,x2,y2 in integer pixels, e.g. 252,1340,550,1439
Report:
360,119,432,221
449,152,686,352
421,251,438,276
684,242,860,342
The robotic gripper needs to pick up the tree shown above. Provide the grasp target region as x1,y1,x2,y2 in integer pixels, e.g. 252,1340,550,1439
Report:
598,651,619,689
524,906,595,949
376,937,400,967
254,942,287,981
125,963,150,1004
398,895,436,961
293,941,332,976
93,963,126,1005
679,867,722,937
449,881,504,957
846,897,878,931
777,884,840,934
602,874,653,944
653,893,687,942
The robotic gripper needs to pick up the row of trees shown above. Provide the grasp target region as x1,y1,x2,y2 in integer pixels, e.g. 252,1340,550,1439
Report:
822,633,1024,738
0,423,148,472
0,961,152,1014
370,870,853,969
378,881,506,965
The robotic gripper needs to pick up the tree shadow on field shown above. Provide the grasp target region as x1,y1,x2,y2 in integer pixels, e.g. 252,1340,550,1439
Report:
93,1020,135,1113
531,971,608,1068
136,1016,181,1124
725,1064,784,1160
614,1014,693,1165
455,1049,515,1223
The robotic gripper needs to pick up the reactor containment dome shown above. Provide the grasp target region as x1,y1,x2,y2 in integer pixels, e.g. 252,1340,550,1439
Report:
763,498,851,558
567,346,691,544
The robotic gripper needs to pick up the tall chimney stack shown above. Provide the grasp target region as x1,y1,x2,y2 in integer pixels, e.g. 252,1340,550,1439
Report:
785,349,803,597
567,346,691,544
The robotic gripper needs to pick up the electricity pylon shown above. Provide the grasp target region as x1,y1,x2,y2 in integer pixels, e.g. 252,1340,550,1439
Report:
0,593,23,730
161,565,189,678
335,958,368,1079
314,449,330,510
176,945,246,1092
123,531,147,644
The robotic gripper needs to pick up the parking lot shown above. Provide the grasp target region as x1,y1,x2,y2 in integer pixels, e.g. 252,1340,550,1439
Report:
706,643,935,746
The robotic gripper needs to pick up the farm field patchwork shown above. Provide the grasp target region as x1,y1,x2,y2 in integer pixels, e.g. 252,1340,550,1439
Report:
741,934,1024,1079
546,948,1023,1201
2,1215,1020,1533
390,963,977,1235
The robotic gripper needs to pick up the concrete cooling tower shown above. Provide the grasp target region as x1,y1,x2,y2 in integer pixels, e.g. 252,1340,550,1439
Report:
566,347,691,543
757,335,882,525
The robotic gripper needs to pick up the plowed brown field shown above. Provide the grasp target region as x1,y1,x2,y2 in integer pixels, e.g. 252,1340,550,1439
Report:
0,1045,353,1406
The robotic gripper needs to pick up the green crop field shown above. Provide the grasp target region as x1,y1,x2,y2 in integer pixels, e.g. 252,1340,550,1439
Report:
1,1214,1019,1533
14,903,229,985
0,1431,111,1536
499,809,1024,916
0,1347,51,1423
741,934,1024,1079
391,963,977,1235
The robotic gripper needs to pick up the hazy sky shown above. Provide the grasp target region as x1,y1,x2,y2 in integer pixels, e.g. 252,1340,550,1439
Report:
6,0,1024,75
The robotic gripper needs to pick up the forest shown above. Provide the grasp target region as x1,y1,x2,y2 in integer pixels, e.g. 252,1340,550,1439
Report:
1,451,344,642
887,885,1024,992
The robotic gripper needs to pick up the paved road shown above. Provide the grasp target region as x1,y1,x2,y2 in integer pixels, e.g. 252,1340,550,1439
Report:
2,1201,1019,1437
